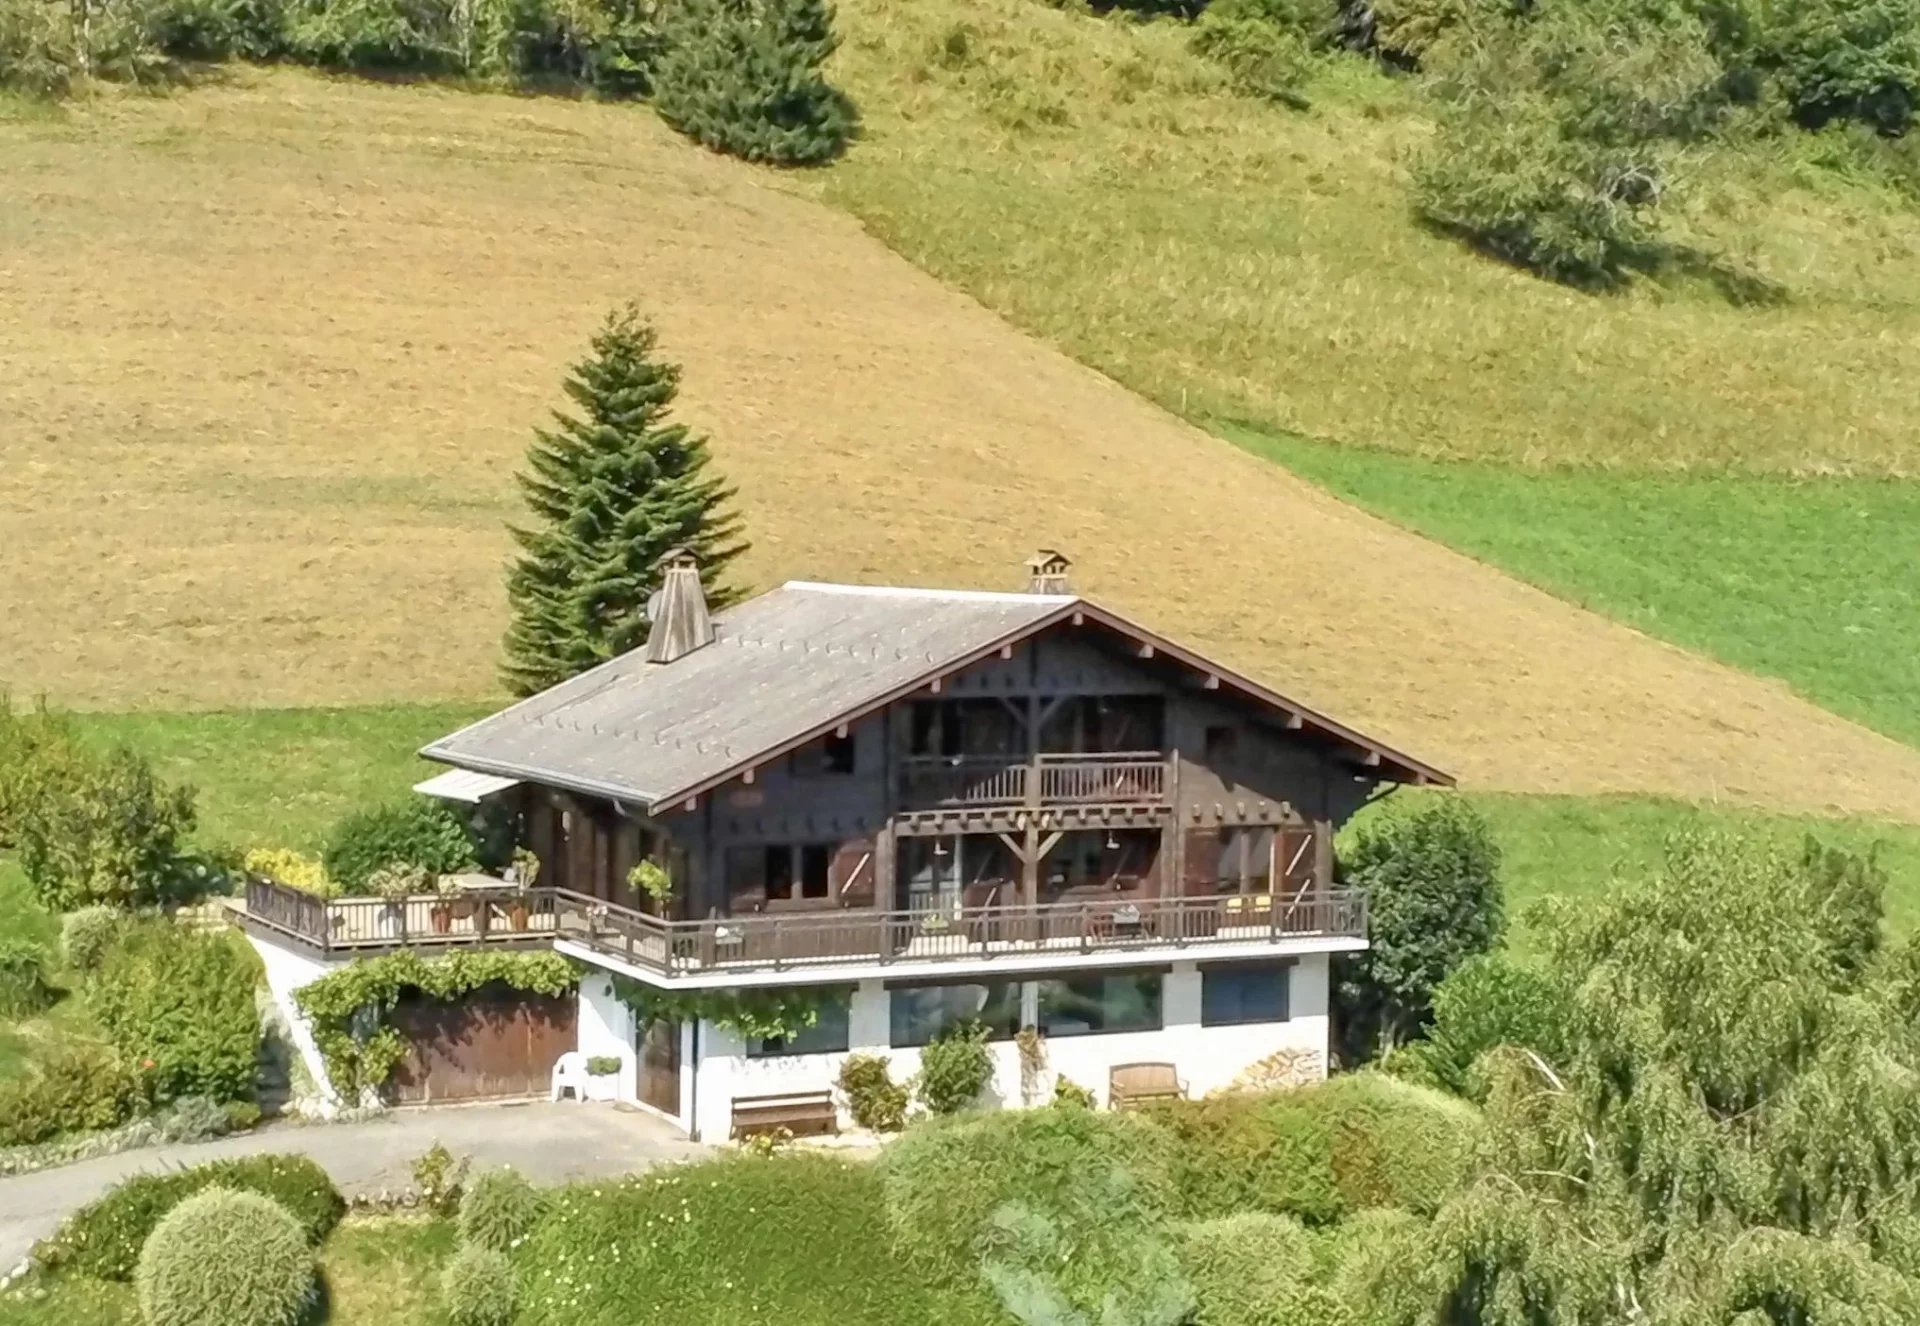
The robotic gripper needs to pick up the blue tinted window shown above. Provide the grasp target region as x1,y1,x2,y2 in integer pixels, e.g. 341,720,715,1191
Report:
1201,965,1290,1027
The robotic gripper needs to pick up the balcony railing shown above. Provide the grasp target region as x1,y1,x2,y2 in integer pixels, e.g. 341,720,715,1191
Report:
898,753,1170,809
240,877,1366,976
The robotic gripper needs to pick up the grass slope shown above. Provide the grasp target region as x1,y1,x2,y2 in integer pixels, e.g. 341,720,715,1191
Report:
5,69,1918,815
1243,430,1920,749
821,0,1920,477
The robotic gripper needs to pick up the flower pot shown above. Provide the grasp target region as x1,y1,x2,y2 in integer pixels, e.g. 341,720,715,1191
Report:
508,901,531,932
377,904,404,941
430,905,453,935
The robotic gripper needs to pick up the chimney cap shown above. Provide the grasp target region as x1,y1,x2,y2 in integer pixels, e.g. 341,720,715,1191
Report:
656,545,698,570
1025,548,1073,595
1026,548,1072,573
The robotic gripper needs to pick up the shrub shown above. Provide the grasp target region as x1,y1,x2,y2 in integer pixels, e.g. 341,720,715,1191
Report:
459,1167,546,1253
134,1187,316,1326
1150,1074,1481,1223
1764,0,1920,136
838,1052,910,1131
1387,951,1572,1099
154,1094,234,1143
86,922,261,1104
585,1054,621,1076
443,1241,517,1326
1335,794,1503,1055
519,1153,994,1325
322,799,476,894
39,1153,343,1280
413,1141,471,1216
242,846,335,898
1053,1075,1096,1109
0,936,53,1017
652,0,857,166
916,1022,993,1115
1173,1212,1344,1326
0,1040,145,1147
1191,6,1316,107
62,904,122,973
13,738,198,913
881,1105,1180,1285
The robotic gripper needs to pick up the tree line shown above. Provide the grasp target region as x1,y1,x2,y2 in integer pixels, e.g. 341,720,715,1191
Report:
0,0,854,165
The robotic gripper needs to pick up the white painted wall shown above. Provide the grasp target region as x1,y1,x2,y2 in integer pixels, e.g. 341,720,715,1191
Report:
576,972,642,1111
680,957,1331,1141
247,932,351,1115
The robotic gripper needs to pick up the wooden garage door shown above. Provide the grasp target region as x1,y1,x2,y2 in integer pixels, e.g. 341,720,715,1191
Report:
389,981,577,1104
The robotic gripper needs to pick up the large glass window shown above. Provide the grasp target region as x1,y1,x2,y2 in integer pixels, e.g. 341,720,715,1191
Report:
1214,826,1276,896
889,981,1022,1047
1201,964,1291,1027
1036,973,1163,1037
750,991,852,1058
1042,829,1159,899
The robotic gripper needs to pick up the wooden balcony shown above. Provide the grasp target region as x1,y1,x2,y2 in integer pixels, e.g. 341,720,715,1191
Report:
898,753,1170,809
239,877,1366,976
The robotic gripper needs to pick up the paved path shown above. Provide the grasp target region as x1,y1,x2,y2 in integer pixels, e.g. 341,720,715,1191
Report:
0,1102,705,1270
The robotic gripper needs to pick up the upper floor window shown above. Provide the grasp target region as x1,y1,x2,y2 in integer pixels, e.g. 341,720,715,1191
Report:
908,699,1020,759
1203,724,1237,765
1038,695,1165,755
765,844,832,903
793,732,857,776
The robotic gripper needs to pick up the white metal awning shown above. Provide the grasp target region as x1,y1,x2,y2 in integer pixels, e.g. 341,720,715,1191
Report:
412,769,522,804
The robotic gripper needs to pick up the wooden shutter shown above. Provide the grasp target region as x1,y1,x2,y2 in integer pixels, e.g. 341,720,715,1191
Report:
831,838,876,909
1182,828,1223,896
1279,828,1315,896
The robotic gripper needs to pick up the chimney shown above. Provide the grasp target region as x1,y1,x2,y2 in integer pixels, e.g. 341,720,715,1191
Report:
1025,549,1072,595
644,546,715,664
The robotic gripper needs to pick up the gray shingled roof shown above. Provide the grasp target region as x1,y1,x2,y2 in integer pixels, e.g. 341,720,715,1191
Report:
423,583,1075,812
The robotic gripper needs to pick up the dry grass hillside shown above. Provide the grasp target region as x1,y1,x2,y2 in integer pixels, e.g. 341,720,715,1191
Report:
4,72,1920,819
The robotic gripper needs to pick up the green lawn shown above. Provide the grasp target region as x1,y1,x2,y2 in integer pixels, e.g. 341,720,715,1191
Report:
76,704,489,850
1240,429,1920,751
0,1217,457,1326
1349,789,1920,955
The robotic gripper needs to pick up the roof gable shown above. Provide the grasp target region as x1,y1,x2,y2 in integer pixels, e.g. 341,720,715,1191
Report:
422,580,1452,810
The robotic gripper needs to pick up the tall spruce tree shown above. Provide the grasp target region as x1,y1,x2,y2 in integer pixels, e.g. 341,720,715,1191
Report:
501,305,746,696
653,0,857,166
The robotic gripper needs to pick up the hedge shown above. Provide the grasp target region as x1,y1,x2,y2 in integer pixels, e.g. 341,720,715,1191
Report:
85,922,261,1104
518,1153,995,1325
1148,1073,1482,1223
321,799,476,894
1173,1212,1344,1326
0,1040,146,1148
459,1167,546,1253
880,1104,1181,1287
37,1153,343,1281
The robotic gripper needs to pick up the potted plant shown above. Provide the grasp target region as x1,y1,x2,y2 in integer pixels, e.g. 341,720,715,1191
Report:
429,873,460,935
506,847,540,931
584,1054,623,1103
368,863,424,940
628,860,673,914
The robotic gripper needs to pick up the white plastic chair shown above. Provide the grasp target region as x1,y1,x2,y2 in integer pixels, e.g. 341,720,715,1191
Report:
550,1051,591,1103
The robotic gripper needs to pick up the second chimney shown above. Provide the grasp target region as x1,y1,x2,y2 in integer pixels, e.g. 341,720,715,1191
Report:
1025,549,1073,595
644,547,715,664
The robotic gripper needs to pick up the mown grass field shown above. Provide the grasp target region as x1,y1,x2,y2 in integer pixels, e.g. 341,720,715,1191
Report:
817,0,1920,753
6,69,1920,819
1242,430,1920,749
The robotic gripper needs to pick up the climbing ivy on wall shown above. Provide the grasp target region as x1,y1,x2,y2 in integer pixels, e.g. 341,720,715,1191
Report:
608,974,840,1043
294,951,579,1100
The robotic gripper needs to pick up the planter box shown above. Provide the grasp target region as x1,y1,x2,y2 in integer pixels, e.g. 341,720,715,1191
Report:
584,1073,621,1103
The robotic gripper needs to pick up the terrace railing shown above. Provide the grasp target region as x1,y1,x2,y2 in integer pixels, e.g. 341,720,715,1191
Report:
241,877,1365,977
898,753,1170,809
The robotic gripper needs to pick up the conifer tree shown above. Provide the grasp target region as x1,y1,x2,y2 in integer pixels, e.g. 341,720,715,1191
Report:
652,0,857,166
501,305,747,696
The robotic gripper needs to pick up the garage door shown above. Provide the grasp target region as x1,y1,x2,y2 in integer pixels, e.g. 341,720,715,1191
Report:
388,981,577,1104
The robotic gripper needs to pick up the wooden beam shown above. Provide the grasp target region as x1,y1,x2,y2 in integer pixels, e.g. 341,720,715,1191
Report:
683,796,698,812
835,723,849,739
742,767,756,785
1362,751,1382,768
1071,610,1085,626
929,677,943,694
1036,830,1065,860
1137,643,1156,659
998,832,1029,863
1202,673,1220,690
999,644,1014,660
1284,714,1304,730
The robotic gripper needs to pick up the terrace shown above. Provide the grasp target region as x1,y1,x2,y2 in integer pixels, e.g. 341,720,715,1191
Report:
239,877,1369,981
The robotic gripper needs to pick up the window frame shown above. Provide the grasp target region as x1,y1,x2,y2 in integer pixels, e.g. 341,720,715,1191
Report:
1199,962,1293,1028
1034,971,1165,1039
748,991,854,1059
886,979,1023,1047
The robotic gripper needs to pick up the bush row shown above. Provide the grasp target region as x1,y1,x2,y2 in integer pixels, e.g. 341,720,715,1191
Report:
86,921,262,1105
37,1152,343,1280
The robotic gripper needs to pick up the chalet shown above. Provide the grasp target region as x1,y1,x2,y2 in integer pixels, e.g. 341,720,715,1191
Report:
241,551,1450,1138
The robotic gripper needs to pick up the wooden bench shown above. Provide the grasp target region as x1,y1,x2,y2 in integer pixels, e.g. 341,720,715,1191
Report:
731,1090,838,1140
1109,1062,1185,1110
